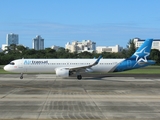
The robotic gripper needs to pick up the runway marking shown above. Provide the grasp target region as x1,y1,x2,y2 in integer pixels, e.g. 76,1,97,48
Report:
36,78,57,120
0,74,160,119
79,81,107,119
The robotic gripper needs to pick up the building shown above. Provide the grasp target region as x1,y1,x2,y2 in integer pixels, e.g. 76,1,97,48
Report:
51,45,61,51
0,48,2,52
133,38,160,51
6,33,19,45
96,45,123,53
1,33,19,51
32,35,44,50
1,44,7,51
65,40,96,53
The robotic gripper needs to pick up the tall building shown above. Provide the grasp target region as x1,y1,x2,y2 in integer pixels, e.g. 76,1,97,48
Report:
32,35,44,50
6,33,19,45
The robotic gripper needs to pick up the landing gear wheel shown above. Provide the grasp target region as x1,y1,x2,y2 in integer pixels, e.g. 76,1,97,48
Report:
77,75,82,80
20,73,23,79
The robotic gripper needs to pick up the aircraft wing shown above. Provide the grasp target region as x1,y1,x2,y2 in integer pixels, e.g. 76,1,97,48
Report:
68,55,102,72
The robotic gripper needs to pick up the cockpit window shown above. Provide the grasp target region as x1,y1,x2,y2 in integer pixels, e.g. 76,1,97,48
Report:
9,62,15,65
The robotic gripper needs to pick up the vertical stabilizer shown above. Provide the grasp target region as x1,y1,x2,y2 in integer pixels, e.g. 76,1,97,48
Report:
129,39,153,62
113,39,154,72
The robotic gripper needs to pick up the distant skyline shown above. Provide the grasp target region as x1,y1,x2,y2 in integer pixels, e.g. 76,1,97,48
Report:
0,0,160,48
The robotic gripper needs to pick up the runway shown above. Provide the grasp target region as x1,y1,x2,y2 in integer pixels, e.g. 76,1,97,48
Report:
0,74,160,120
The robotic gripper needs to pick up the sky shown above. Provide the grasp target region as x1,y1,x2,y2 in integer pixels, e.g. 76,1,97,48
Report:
0,0,160,48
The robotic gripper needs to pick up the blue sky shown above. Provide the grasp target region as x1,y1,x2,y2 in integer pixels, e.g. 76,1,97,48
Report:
0,0,160,48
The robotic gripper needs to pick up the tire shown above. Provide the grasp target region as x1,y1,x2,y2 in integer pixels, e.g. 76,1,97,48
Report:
77,75,82,80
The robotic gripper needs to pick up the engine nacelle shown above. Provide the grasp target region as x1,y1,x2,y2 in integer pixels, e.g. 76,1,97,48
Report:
55,68,69,77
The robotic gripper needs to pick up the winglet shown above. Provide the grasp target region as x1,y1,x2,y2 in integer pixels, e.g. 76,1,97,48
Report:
69,55,102,71
93,55,102,65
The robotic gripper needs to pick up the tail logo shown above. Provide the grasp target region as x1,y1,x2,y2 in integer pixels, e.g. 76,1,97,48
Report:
133,46,150,66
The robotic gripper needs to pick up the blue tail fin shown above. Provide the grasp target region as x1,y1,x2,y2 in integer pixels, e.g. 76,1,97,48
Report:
113,39,154,72
129,39,153,62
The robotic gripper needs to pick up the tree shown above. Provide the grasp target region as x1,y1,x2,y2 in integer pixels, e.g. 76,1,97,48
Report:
16,45,27,53
78,51,93,58
10,44,17,51
121,49,128,58
126,39,136,58
45,48,57,58
57,47,65,52
150,49,160,64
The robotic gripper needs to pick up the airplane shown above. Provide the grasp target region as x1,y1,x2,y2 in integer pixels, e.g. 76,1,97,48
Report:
4,39,155,80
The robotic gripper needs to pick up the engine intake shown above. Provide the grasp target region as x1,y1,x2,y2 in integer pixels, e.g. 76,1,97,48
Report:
55,68,70,77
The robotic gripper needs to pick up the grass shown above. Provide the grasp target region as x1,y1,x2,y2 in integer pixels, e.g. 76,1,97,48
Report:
0,65,160,74
0,65,13,74
0,65,19,74
120,67,160,74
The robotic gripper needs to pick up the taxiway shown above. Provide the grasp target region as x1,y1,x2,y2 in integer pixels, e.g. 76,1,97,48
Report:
0,74,160,120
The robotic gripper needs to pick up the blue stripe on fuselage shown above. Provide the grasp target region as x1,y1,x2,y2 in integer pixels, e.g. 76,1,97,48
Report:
113,59,155,72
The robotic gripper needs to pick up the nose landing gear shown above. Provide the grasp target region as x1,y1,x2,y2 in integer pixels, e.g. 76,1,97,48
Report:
20,73,23,79
77,75,82,80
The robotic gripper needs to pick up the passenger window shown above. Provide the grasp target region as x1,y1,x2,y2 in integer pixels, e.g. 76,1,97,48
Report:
9,62,15,65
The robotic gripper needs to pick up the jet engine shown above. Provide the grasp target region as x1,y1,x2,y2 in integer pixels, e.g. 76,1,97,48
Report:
55,68,70,77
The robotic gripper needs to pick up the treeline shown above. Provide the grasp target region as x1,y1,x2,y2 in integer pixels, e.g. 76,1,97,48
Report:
0,40,160,65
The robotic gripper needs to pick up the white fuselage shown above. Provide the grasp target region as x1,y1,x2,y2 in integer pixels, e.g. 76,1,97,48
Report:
4,58,125,73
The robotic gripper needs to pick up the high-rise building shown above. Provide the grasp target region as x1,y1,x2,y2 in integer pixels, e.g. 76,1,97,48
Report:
32,35,44,50
6,33,19,45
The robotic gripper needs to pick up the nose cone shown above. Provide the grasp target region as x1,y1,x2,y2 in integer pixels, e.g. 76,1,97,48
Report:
4,65,9,71
3,65,8,71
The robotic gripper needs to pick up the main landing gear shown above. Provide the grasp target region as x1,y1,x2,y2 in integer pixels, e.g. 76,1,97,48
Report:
20,73,23,79
77,75,82,80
